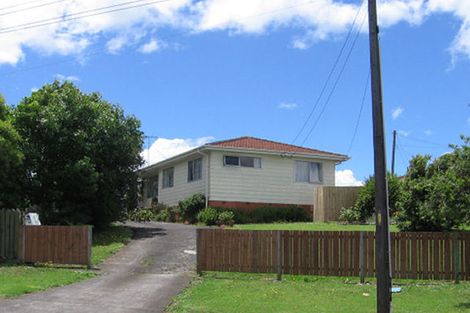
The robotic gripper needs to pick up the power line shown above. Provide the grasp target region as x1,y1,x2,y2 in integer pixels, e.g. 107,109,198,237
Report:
0,0,172,35
398,135,448,147
346,71,370,155
300,9,367,146
291,0,366,145
0,0,50,11
0,0,67,17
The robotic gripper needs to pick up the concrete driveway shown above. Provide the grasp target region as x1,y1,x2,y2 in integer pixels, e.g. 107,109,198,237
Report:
0,222,196,313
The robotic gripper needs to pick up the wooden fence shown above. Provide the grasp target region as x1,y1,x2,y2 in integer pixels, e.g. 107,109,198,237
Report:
313,186,360,222
197,229,470,281
20,225,92,267
0,209,21,260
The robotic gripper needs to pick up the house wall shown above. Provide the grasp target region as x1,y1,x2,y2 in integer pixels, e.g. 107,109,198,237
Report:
142,155,207,207
208,151,336,206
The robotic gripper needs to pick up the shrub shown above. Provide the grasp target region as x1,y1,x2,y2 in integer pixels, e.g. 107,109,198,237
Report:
127,208,157,222
155,208,172,222
219,206,310,224
178,193,206,223
217,211,235,226
346,174,402,223
339,207,361,224
197,207,219,226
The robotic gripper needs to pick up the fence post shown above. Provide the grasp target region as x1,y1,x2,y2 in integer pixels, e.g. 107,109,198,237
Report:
87,226,93,269
453,233,461,284
17,224,25,262
196,228,202,275
276,231,282,281
359,231,365,284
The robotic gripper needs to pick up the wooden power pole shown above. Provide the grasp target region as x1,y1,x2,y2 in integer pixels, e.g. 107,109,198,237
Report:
367,0,392,312
391,130,397,176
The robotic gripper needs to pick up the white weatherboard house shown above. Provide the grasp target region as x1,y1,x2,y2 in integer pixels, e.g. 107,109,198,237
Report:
139,137,349,213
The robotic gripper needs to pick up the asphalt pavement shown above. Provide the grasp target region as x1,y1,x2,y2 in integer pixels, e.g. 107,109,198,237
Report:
0,222,196,313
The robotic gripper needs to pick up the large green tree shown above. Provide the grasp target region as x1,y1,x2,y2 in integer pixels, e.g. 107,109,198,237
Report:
396,136,470,231
13,81,143,226
0,94,25,208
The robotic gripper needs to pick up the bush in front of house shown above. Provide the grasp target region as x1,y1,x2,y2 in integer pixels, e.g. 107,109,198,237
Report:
197,207,219,226
178,193,206,223
339,207,361,224
217,210,235,226
224,206,310,224
155,208,172,222
344,173,403,223
127,208,157,222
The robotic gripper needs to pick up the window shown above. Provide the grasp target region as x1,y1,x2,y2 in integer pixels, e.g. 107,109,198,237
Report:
162,167,174,188
295,161,322,183
146,176,158,198
224,156,239,166
223,156,261,168
188,158,202,182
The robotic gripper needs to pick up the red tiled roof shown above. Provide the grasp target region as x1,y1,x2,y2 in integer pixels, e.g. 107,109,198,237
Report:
207,136,348,159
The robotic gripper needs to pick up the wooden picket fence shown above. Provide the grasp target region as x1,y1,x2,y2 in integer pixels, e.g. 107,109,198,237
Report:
0,209,22,259
197,229,470,281
20,225,92,267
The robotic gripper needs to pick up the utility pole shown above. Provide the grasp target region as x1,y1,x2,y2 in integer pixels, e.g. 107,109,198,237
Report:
367,0,392,312
391,130,397,176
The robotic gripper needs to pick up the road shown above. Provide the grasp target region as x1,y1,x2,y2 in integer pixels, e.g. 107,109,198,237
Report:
0,222,196,313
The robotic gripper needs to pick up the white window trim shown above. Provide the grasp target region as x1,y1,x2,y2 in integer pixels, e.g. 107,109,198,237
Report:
294,160,323,184
162,167,174,189
223,155,262,169
188,158,203,183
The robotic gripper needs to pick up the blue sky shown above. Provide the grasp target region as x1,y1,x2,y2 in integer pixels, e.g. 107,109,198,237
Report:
0,0,469,185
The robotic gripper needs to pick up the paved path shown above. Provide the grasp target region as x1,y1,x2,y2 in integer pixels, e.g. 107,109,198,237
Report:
0,222,196,313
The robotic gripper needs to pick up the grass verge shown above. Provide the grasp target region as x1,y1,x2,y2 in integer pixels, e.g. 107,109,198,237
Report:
167,272,470,313
0,225,133,298
92,225,133,266
232,222,399,232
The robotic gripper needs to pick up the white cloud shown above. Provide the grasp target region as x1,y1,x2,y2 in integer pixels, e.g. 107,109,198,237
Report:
138,38,166,54
397,129,410,137
391,107,404,119
31,87,38,92
1,0,470,65
278,102,298,110
141,136,215,166
54,73,80,82
335,169,363,186
424,129,433,135
292,38,308,50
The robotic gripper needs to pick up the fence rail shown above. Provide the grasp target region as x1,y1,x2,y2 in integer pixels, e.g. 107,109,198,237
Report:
0,209,21,259
20,225,92,267
197,229,470,281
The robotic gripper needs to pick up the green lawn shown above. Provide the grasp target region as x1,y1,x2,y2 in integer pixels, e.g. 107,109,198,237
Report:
0,264,95,298
0,225,133,298
232,222,400,232
92,224,133,266
168,272,470,313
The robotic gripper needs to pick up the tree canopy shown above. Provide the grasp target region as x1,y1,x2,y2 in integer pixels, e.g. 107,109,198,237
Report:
396,136,470,231
13,81,143,226
0,94,25,208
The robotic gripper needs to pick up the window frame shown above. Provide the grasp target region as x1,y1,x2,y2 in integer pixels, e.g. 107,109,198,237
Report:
223,155,262,168
146,176,158,199
162,167,174,189
294,160,323,184
188,158,203,182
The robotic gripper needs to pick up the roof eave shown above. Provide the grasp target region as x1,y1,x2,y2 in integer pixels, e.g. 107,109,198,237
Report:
204,145,349,162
